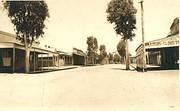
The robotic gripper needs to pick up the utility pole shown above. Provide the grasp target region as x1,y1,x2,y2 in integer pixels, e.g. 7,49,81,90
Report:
139,0,146,72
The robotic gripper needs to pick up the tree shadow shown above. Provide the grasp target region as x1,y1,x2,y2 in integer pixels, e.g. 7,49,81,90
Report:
110,68,136,71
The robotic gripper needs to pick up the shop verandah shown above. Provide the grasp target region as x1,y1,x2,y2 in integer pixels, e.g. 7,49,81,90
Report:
146,46,179,69
58,51,73,66
0,42,59,73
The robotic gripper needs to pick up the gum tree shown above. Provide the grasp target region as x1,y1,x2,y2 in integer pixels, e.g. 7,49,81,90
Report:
106,0,137,69
117,39,126,63
87,36,98,64
99,45,107,64
3,1,49,73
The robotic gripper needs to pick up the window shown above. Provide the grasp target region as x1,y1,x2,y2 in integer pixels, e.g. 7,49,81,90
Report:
2,49,12,66
2,49,11,57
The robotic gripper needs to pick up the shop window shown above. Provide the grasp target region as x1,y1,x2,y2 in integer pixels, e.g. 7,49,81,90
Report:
2,49,11,57
2,49,12,66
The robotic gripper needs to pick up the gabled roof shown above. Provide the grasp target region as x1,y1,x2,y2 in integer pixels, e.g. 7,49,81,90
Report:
73,48,86,56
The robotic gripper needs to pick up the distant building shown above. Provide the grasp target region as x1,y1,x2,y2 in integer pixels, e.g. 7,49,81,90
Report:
37,51,59,70
72,48,87,65
57,51,73,66
136,18,179,70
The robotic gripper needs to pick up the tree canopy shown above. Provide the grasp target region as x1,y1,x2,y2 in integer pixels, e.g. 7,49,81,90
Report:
99,45,107,61
3,0,49,73
106,0,137,40
99,45,106,52
117,39,126,57
113,53,120,63
108,53,113,61
3,1,49,46
87,36,98,56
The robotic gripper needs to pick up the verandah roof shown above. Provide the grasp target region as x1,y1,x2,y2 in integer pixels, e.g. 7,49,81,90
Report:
0,42,58,55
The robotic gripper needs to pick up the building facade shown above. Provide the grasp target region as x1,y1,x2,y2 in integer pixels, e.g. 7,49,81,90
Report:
136,34,179,70
72,48,87,65
58,51,73,66
0,31,58,73
136,18,179,70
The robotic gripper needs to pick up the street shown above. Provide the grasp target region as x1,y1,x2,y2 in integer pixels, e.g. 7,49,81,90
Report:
0,64,179,111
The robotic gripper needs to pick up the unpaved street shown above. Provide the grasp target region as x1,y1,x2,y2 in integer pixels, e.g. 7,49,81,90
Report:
0,64,179,111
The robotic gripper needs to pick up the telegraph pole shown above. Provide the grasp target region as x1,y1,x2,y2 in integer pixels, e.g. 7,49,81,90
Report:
139,0,146,72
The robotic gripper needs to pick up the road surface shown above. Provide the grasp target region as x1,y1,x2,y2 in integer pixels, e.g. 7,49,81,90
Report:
0,64,179,111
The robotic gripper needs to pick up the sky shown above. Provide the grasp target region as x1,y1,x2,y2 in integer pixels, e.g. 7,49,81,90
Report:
0,0,179,55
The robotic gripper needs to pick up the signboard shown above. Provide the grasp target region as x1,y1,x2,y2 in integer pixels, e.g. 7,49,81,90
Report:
145,35,179,49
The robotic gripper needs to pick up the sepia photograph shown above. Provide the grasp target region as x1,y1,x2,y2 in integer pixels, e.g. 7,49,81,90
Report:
0,0,179,111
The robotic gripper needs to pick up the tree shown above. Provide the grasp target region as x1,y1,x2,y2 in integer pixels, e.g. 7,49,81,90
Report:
3,1,49,73
87,36,98,64
108,53,114,64
106,0,137,70
99,45,106,53
113,53,120,64
99,45,107,64
117,39,126,63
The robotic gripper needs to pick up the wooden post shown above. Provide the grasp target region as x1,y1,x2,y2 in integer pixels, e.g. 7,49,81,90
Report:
146,52,149,64
68,56,70,65
58,55,60,67
41,51,43,71
54,55,55,69
139,0,146,72
12,47,15,73
48,53,49,71
33,48,35,72
71,56,73,65
64,55,67,65
53,54,55,70
72,54,74,65
67,56,68,65
54,55,56,69
52,54,54,70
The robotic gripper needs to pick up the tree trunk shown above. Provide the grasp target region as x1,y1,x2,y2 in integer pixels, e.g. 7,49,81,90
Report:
125,39,130,70
25,47,30,73
23,34,31,73
123,57,126,64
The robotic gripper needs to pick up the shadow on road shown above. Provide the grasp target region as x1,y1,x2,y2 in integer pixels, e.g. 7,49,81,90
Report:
29,67,78,74
110,68,136,71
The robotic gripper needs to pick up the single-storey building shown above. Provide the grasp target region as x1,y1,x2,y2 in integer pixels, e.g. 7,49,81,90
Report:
57,50,73,66
37,50,59,71
0,31,58,73
136,34,179,70
136,18,179,70
72,48,87,65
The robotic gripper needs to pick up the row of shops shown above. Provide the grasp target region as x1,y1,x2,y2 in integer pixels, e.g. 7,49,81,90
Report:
0,31,87,73
1,17,179,72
